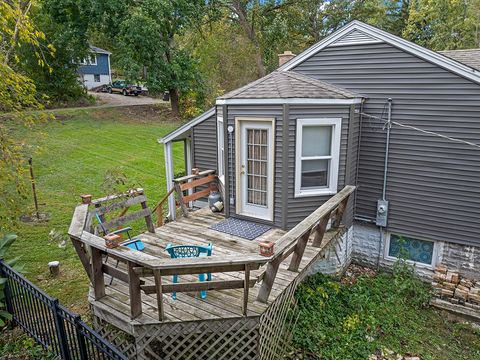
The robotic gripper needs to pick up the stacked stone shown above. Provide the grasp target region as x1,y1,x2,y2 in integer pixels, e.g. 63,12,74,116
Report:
432,264,480,307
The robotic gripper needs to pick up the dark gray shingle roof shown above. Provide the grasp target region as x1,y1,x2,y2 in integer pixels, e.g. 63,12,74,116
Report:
218,71,361,99
89,45,111,55
438,49,480,71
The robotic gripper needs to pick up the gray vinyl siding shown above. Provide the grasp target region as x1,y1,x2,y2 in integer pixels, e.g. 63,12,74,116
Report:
286,105,354,228
292,41,480,247
192,113,217,172
226,105,284,228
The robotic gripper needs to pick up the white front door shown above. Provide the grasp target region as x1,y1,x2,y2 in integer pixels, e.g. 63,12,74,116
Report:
236,118,275,221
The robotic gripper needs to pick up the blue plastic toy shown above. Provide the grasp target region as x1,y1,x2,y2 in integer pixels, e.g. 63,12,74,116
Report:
165,243,213,299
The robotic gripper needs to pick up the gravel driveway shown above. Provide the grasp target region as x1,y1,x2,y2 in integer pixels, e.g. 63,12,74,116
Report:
90,91,167,106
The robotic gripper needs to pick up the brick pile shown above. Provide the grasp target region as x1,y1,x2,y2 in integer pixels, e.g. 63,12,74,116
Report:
432,264,480,308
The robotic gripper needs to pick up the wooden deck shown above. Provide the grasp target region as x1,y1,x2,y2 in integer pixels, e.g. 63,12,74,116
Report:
69,183,355,359
89,208,344,330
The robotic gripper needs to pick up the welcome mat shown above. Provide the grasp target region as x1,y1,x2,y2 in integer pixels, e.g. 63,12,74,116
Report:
210,218,271,240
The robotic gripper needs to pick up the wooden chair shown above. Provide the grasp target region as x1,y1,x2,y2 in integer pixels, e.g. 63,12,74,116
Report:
165,243,213,299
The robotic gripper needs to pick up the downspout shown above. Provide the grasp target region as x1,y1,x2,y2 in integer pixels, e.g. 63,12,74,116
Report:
376,98,393,269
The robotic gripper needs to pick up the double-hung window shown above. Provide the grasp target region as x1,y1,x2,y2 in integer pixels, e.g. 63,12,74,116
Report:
295,118,342,197
217,116,225,183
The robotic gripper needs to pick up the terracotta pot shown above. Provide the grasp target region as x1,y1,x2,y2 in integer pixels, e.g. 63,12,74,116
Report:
259,241,274,257
104,234,122,249
80,194,92,204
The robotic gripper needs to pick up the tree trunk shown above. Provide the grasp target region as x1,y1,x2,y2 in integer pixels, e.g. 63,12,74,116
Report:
169,89,180,117
230,1,266,78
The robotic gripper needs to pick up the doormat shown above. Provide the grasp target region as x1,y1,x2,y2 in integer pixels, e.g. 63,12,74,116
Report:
210,218,271,240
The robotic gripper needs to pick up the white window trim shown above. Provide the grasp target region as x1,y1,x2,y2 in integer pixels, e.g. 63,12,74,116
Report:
217,115,225,184
384,232,439,269
294,118,342,198
80,54,97,66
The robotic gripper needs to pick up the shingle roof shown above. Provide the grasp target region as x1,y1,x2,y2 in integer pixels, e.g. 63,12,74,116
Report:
438,49,480,71
89,45,111,55
218,71,361,99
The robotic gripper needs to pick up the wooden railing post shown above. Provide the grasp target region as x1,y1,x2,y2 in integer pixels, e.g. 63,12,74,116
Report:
140,198,155,233
174,182,189,218
331,198,349,228
153,269,164,321
312,213,331,248
90,248,105,300
257,257,282,303
243,264,250,316
288,230,312,272
156,205,164,227
127,262,142,319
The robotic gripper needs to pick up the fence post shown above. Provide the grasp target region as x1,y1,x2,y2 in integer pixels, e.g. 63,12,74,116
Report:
0,260,14,324
74,316,89,360
52,299,71,360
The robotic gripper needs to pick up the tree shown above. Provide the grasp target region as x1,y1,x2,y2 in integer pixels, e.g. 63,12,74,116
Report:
0,0,55,227
96,0,207,116
180,19,259,106
403,0,478,50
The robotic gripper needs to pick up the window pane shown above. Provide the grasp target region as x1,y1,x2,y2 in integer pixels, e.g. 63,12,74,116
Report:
302,125,332,157
388,234,434,265
301,159,329,188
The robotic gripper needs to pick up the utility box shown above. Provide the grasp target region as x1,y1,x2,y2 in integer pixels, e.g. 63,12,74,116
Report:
376,199,389,227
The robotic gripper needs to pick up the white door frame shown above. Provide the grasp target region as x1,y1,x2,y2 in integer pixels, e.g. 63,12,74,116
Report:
235,117,275,221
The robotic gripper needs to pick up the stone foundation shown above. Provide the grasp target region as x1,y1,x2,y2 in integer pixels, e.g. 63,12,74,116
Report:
351,222,480,281
309,226,353,276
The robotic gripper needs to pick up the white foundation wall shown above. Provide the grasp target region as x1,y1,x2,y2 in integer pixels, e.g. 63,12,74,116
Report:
79,74,110,89
309,227,354,276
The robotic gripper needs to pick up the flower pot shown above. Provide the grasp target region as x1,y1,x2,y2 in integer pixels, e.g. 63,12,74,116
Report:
104,234,122,249
259,241,274,257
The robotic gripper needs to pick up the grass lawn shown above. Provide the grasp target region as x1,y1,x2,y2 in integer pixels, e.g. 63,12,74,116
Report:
290,264,480,360
7,104,185,315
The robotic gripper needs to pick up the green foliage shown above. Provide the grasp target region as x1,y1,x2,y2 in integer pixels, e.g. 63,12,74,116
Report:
0,234,24,328
0,328,52,359
403,0,480,50
7,106,184,308
289,263,480,359
89,0,208,115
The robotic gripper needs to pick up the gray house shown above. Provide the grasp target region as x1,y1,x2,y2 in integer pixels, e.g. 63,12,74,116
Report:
160,21,480,281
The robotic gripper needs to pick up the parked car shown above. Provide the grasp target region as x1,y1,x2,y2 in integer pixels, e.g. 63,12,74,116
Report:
107,80,142,96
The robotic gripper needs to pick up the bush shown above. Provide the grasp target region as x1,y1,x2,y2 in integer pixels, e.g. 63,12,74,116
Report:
290,262,431,359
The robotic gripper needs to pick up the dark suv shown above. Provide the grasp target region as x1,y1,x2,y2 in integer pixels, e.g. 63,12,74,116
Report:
107,80,142,96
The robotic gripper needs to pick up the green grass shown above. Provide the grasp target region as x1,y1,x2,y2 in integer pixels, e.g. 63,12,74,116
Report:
7,105,185,314
290,263,480,360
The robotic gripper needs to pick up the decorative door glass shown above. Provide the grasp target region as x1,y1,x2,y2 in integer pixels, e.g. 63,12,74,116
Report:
246,129,268,207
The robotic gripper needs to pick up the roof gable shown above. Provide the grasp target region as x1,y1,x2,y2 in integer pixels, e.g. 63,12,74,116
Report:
279,21,480,85
330,28,383,47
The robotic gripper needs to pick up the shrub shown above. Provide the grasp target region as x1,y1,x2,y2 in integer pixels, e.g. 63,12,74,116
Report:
290,262,431,359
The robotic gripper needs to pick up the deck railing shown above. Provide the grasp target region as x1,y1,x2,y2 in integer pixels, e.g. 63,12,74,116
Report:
0,260,127,360
152,169,218,226
68,185,355,321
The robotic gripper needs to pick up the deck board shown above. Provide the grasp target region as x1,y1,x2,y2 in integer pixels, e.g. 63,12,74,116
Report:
89,208,343,328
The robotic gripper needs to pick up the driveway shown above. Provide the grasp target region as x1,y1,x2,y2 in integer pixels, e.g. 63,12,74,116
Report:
90,91,167,106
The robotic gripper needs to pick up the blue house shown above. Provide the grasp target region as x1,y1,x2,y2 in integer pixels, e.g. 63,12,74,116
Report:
77,45,112,90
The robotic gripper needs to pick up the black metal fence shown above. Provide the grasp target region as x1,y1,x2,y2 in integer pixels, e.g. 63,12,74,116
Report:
0,260,127,360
